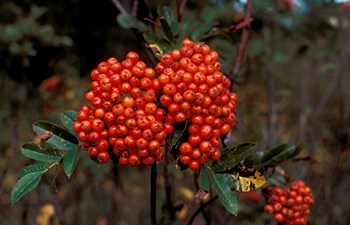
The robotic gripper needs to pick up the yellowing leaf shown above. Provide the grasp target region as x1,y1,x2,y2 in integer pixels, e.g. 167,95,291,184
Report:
233,166,266,192
148,44,163,58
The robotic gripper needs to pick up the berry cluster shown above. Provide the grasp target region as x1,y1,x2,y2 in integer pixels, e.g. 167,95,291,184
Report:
72,38,238,170
72,52,172,165
155,38,238,170
264,180,314,225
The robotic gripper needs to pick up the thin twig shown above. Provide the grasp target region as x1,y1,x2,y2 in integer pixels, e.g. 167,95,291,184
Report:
309,50,345,124
177,0,188,22
229,0,253,83
186,195,219,225
111,0,127,14
163,146,175,220
151,163,157,225
131,0,138,17
309,13,348,125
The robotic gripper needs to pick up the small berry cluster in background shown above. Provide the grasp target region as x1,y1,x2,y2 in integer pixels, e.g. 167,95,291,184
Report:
264,180,314,225
72,38,238,170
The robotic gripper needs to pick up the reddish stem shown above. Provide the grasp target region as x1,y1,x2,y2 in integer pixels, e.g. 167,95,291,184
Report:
229,0,253,83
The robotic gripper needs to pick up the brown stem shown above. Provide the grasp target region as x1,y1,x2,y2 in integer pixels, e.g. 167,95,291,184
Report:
131,0,138,17
163,146,175,220
111,0,127,13
229,0,253,85
186,195,218,225
177,0,188,22
151,163,157,225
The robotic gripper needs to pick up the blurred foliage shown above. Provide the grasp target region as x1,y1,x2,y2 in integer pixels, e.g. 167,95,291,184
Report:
1,0,350,225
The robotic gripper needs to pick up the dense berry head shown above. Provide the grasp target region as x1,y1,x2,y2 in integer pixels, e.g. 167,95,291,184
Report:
74,53,169,166
155,38,237,171
74,39,238,170
264,181,314,225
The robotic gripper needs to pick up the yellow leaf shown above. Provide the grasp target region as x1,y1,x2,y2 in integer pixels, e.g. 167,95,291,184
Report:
148,44,163,57
233,166,266,192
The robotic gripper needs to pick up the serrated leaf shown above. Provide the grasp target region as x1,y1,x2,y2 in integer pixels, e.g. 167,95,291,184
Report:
60,110,77,135
212,143,257,173
63,147,81,179
32,120,78,150
16,163,49,179
211,173,238,216
232,166,266,192
261,144,299,167
143,32,173,58
199,166,210,191
117,13,147,32
21,142,63,162
11,171,43,204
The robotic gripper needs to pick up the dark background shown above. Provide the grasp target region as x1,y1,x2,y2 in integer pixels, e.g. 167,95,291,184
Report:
1,0,349,224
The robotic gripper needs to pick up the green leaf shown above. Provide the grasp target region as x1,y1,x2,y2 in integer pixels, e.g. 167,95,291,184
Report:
16,163,49,179
261,144,299,167
117,13,147,32
32,120,78,150
159,18,174,43
21,142,63,162
199,166,210,191
63,147,81,179
60,110,77,135
167,120,189,149
210,173,238,216
143,32,173,58
212,143,257,173
11,171,44,204
158,6,180,35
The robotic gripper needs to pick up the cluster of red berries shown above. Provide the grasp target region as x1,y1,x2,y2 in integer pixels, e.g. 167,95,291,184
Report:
155,38,237,170
72,52,173,165
264,180,314,225
72,38,237,170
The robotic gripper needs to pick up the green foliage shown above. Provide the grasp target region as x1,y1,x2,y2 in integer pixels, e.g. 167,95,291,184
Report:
260,144,300,168
16,163,49,179
21,142,63,163
0,4,72,58
32,120,78,150
117,13,147,32
199,166,210,191
210,173,238,216
13,111,79,204
60,110,77,136
11,171,45,204
212,142,257,173
63,146,81,179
